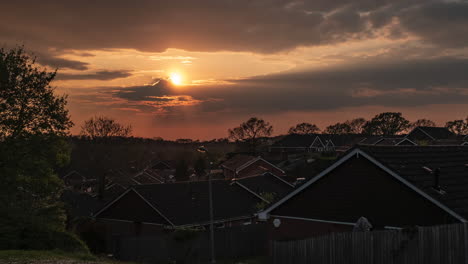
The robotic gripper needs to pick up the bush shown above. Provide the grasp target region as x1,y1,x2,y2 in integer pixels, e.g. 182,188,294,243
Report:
0,226,90,253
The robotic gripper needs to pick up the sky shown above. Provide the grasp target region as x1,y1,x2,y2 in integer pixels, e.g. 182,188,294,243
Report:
2,0,468,140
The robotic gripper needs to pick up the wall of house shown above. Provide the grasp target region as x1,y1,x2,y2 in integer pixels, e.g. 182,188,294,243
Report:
270,156,457,234
266,217,352,241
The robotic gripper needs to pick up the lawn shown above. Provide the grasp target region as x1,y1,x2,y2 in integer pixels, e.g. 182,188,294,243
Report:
0,250,131,264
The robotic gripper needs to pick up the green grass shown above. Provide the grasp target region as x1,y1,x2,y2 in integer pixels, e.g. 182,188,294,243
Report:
217,256,267,264
0,250,132,264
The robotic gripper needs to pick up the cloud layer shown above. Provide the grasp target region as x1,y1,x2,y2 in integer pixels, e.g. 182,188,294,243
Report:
2,0,467,53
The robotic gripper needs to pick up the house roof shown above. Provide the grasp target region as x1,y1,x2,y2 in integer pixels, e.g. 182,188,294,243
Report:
96,180,263,226
271,134,316,148
272,134,364,148
234,173,294,201
357,145,468,219
429,139,466,146
62,190,108,218
133,172,163,184
260,145,468,222
412,126,455,140
220,155,257,171
374,137,406,146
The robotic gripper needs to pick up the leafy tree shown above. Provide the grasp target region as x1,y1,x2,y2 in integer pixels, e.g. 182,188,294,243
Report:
194,156,206,176
80,116,132,139
0,47,72,139
175,159,189,181
362,112,410,136
288,122,320,134
324,122,352,134
0,46,73,249
228,117,273,152
445,118,468,135
410,119,436,130
346,118,367,134
254,192,276,211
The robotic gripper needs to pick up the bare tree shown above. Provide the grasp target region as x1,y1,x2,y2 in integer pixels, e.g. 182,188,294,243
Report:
80,116,132,199
228,117,273,152
80,116,132,139
288,123,320,134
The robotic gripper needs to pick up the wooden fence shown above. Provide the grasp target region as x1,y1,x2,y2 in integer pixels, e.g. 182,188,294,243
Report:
114,223,267,263
271,223,468,264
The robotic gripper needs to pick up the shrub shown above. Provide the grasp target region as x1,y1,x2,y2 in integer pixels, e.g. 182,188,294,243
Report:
0,226,90,253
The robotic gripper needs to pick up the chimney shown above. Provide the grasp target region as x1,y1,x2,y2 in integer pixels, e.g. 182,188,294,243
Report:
433,168,441,191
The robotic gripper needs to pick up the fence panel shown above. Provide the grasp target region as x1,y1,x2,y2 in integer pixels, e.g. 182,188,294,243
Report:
272,223,468,264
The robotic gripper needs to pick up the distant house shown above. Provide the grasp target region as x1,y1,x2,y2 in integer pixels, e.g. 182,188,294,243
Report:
63,170,87,187
360,137,416,146
406,126,455,143
149,160,174,170
62,170,98,193
221,155,286,179
270,134,364,154
259,146,468,240
133,172,164,184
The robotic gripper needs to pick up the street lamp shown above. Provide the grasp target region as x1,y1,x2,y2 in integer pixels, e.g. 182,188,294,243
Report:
197,146,216,263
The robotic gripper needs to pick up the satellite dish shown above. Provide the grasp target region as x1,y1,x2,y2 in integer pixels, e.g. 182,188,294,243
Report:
273,218,281,228
353,216,372,232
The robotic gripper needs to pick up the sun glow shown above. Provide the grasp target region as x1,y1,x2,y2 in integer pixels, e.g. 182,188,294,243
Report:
170,72,183,85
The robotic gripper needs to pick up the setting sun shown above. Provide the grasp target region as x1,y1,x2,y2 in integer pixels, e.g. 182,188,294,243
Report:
170,72,183,85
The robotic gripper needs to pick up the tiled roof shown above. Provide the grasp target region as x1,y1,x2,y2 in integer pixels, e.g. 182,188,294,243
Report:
132,180,262,226
272,134,365,148
416,126,455,140
375,138,406,146
234,173,294,201
358,145,468,219
221,155,256,171
271,134,316,148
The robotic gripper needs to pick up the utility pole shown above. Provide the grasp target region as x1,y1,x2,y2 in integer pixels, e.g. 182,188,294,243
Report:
197,146,216,263
208,161,215,264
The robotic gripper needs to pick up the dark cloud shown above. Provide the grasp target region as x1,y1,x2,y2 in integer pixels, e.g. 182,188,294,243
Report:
37,54,89,70
114,79,175,101
4,0,465,53
398,1,468,48
57,70,132,80
95,56,468,118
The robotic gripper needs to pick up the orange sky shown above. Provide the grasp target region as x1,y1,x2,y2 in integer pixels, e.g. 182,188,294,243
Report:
3,1,468,140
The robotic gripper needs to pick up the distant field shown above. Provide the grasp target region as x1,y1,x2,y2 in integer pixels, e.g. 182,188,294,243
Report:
0,250,131,264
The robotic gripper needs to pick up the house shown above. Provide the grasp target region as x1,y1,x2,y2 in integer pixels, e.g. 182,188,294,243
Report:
360,137,417,146
406,126,455,144
258,145,468,240
148,160,174,170
93,173,295,244
132,171,164,184
62,170,98,193
220,155,286,179
269,134,316,153
93,180,268,237
270,134,364,155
